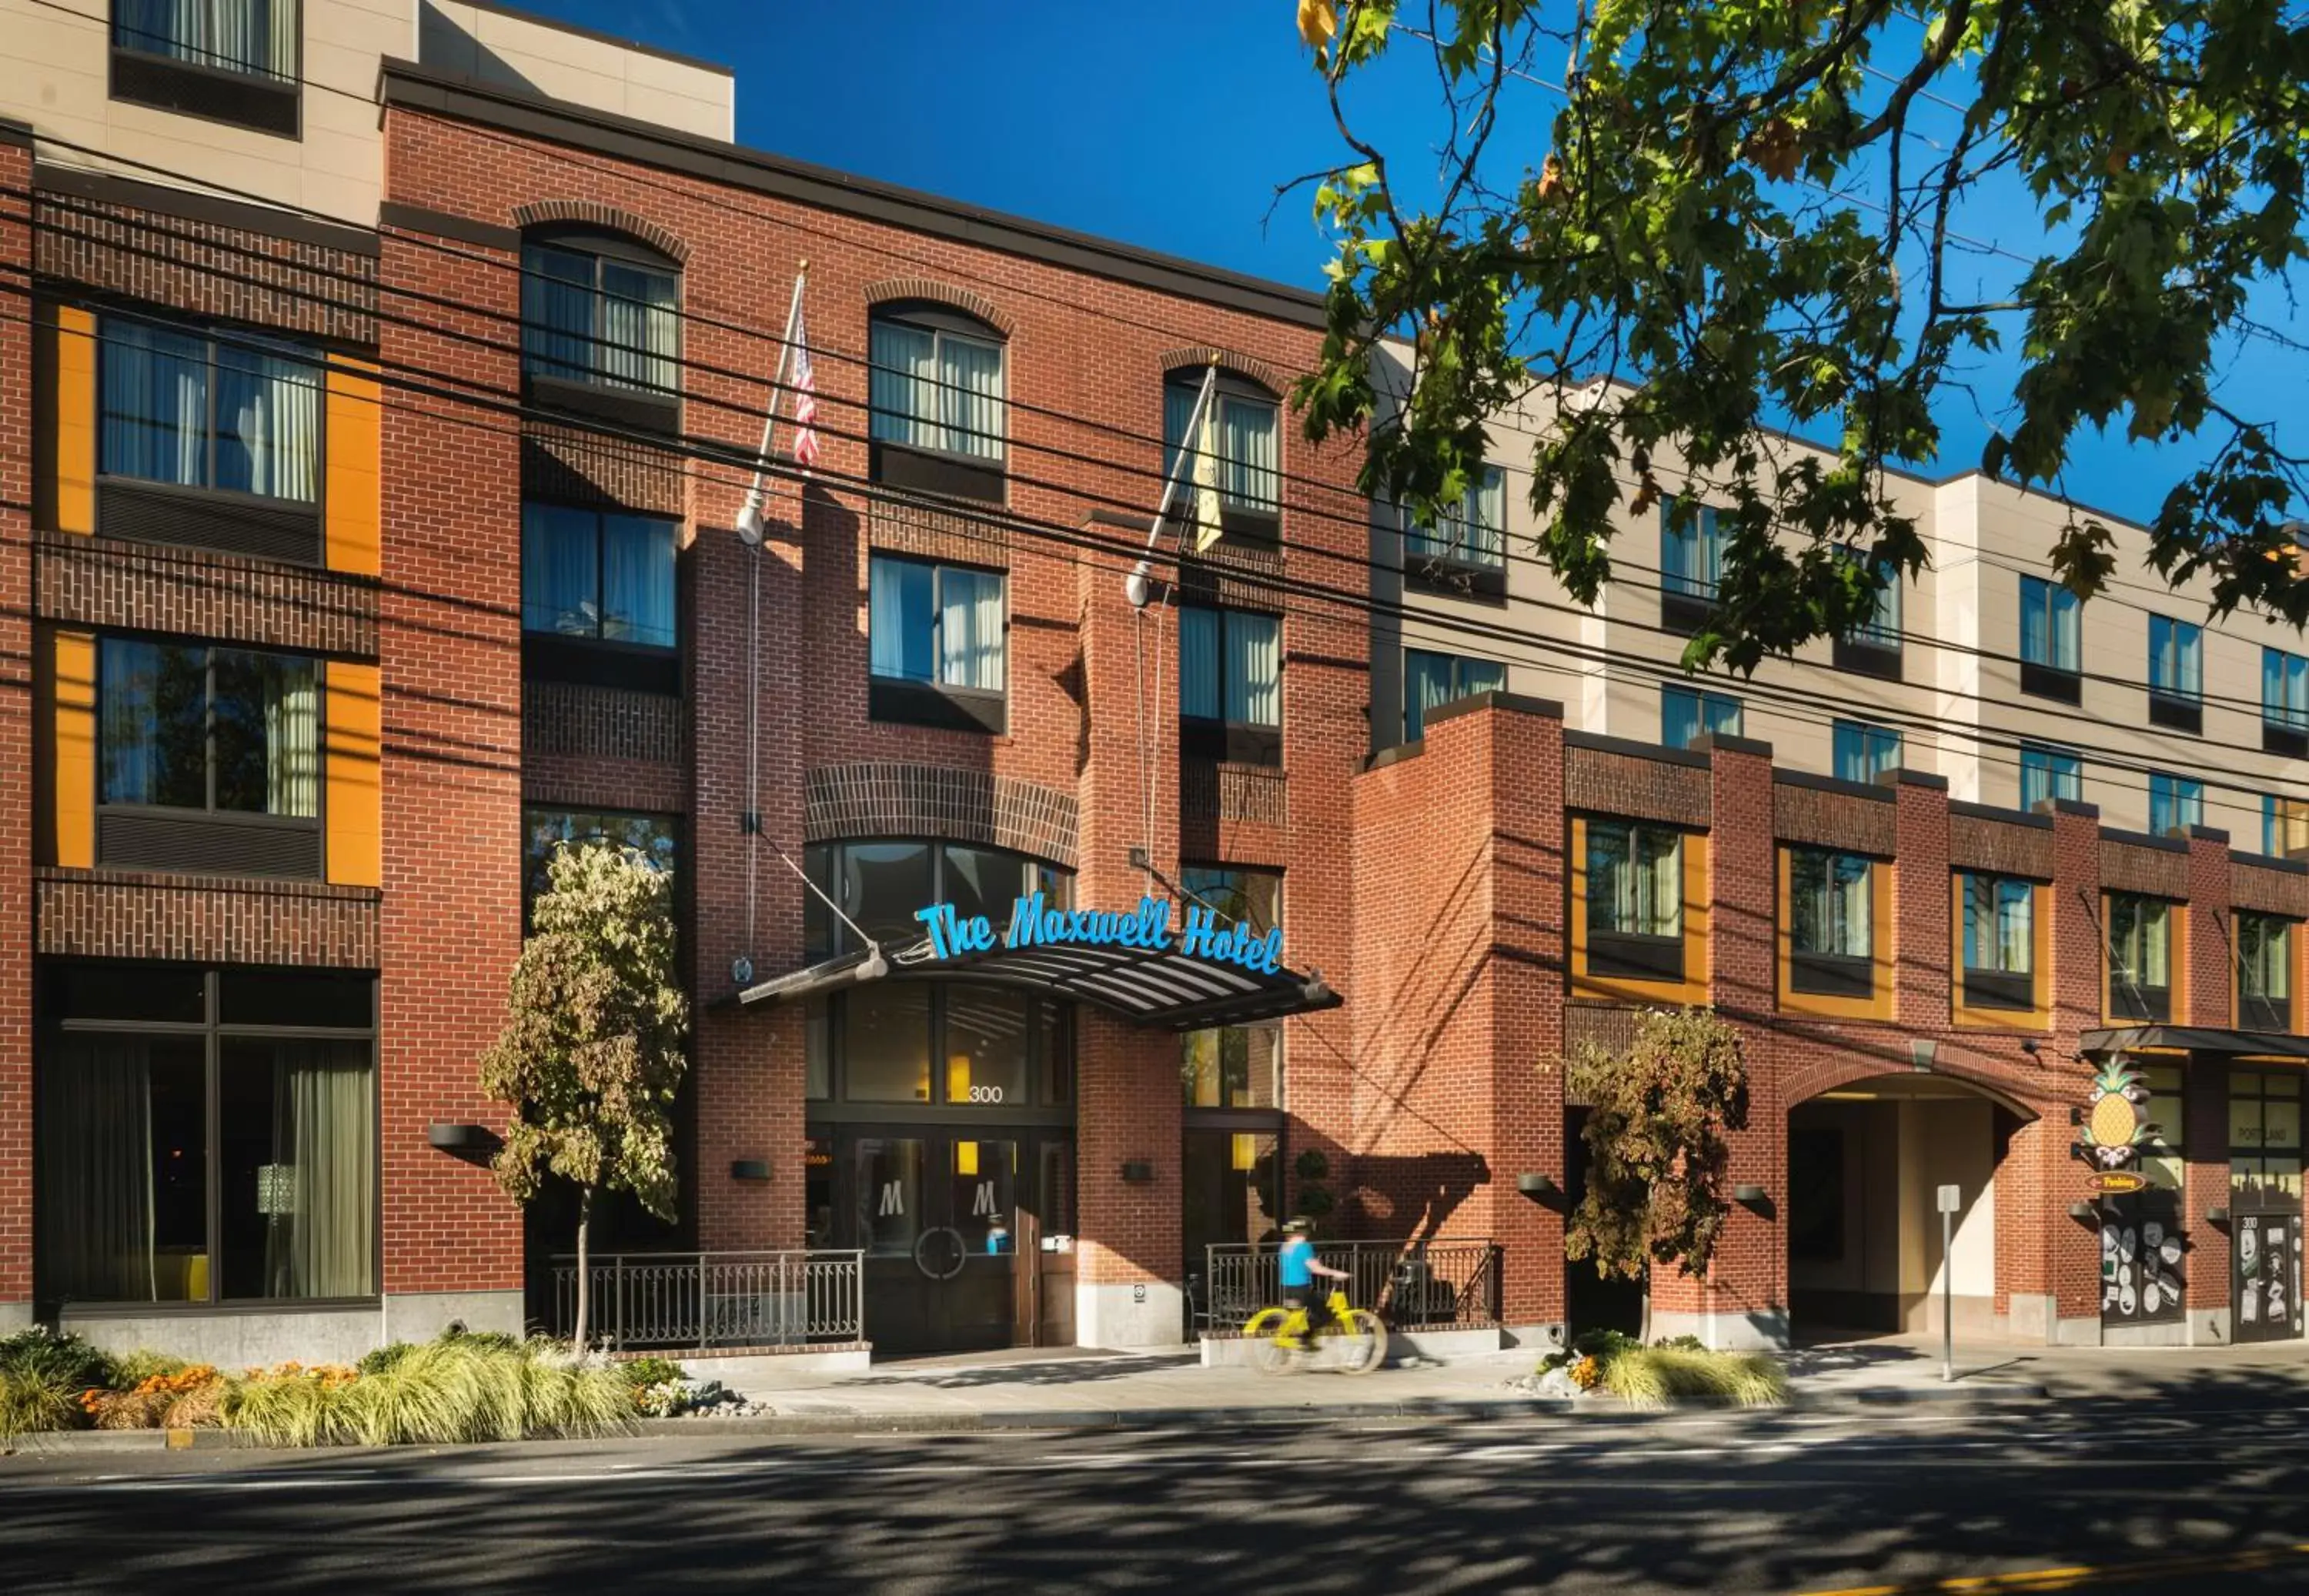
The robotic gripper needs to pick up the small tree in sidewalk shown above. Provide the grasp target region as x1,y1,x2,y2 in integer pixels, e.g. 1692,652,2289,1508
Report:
1562,1007,1749,1344
480,841,687,1351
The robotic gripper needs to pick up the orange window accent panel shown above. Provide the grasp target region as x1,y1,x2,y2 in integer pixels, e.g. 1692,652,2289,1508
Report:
325,662,382,887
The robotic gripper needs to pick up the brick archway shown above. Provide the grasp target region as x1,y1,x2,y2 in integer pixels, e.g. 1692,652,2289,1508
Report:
863,277,1014,337
510,199,688,264
801,763,1078,868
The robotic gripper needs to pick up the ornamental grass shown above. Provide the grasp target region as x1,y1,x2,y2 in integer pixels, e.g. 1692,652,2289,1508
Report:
223,1336,633,1447
1602,1347,1789,1408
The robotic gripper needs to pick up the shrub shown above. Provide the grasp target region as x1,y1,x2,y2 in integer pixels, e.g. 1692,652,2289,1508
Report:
357,1343,416,1377
82,1364,229,1431
1651,1334,1706,1353
620,1356,688,1389
1603,1347,1788,1408
224,1333,633,1447
0,1327,115,1392
1569,1328,1642,1363
109,1351,190,1388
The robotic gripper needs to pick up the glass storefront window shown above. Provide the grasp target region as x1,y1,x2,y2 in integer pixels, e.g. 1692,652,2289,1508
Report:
841,842,936,947
805,840,1074,957
945,846,1028,932
856,1137,925,1257
2232,1070,2305,1206
2139,1063,2184,1191
845,984,933,1103
1183,1025,1282,1109
950,1138,1018,1255
944,987,1034,1107
804,998,831,1100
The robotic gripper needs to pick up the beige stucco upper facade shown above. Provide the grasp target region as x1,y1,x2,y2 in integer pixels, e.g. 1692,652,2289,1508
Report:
1375,349,2309,849
0,0,732,225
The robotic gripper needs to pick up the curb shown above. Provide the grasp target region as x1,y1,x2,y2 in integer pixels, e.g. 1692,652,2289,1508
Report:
1,1384,2050,1454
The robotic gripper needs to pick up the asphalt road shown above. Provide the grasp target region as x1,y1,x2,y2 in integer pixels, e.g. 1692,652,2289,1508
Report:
5,1393,2309,1594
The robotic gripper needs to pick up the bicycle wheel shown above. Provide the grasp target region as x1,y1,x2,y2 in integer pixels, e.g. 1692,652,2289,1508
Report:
1334,1309,1387,1376
1242,1308,1293,1376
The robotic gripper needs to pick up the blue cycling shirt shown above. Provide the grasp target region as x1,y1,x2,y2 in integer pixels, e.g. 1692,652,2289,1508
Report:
1278,1236,1314,1288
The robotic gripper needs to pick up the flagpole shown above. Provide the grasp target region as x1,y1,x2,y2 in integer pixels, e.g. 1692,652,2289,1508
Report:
736,260,810,546
1123,362,1219,608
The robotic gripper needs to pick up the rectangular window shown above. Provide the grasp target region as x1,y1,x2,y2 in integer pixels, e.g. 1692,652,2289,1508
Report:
1585,820,1685,982
2107,893,2174,1022
2230,1070,2304,1209
2147,772,2204,837
1659,499,1725,600
35,963,376,1307
520,503,678,653
114,0,296,80
2265,794,2309,860
1181,605,1281,764
2019,575,2081,701
1832,720,1901,784
1181,865,1285,1110
2020,744,2083,812
2265,648,2309,756
522,242,678,396
1835,550,1902,669
867,555,1005,693
1662,686,1742,750
1405,466,1506,570
99,318,319,503
1960,873,2035,1011
2147,613,2203,732
1165,381,1281,518
523,808,678,903
95,637,322,877
1789,847,1874,996
870,316,1006,463
1403,648,1505,741
2239,913,2295,1033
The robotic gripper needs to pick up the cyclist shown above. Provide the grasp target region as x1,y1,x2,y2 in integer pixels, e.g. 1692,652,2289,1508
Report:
1275,1217,1350,1351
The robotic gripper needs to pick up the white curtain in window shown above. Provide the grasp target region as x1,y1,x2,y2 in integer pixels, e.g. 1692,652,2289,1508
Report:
264,656,319,819
1225,612,1281,726
522,505,600,636
1461,469,1505,565
868,556,917,679
265,0,296,79
1221,399,1279,510
214,344,318,503
522,247,595,382
36,1037,156,1302
600,262,677,392
938,567,1004,691
210,0,256,72
265,1043,375,1299
1639,832,1682,938
870,320,936,447
102,320,209,488
602,515,677,647
939,336,1004,460
1179,606,1220,719
1164,383,1201,486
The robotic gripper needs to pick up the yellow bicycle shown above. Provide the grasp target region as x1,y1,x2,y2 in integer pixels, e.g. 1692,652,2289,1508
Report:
1243,1288,1385,1375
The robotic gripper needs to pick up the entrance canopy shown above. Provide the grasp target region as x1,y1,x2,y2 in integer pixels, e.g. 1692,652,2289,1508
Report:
737,939,1340,1032
2083,1025,2309,1062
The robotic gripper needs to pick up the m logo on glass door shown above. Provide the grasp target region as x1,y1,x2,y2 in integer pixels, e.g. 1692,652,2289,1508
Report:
879,1180,906,1217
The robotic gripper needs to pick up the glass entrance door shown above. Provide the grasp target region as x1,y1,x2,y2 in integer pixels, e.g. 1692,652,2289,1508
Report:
844,1127,1058,1355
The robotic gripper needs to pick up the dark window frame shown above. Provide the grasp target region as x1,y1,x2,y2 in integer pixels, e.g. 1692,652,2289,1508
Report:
1583,819,1687,983
2107,892,2175,1023
1179,602,1283,767
519,228,682,429
93,311,326,564
1789,846,1877,997
519,500,680,695
1960,871,2037,1012
109,0,302,138
95,635,326,878
1164,370,1282,547
868,303,1008,505
35,959,379,1311
1403,646,1505,742
864,550,1008,736
2237,910,2296,1033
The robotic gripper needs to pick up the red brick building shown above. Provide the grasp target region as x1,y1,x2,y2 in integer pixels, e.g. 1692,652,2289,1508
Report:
1,27,2297,1366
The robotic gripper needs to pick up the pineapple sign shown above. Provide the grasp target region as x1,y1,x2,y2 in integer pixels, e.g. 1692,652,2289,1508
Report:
2078,1056,2158,1194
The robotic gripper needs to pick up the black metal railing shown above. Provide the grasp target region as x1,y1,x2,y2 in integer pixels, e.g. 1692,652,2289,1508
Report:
549,1249,864,1351
1195,1237,1500,1334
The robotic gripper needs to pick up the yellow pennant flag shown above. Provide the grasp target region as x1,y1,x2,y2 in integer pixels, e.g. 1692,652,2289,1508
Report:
1191,384,1225,552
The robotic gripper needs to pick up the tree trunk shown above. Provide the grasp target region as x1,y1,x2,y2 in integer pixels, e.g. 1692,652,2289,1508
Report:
1639,1281,1652,1348
573,1186,595,1353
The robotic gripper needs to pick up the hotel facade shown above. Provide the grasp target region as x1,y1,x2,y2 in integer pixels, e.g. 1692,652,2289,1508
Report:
0,1,2301,1365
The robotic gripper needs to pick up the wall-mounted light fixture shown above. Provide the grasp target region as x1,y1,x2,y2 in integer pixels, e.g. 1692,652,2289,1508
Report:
1120,1160,1154,1184
1733,1184,1775,1219
1515,1172,1562,1204
730,1159,772,1182
2067,1201,2097,1222
427,1123,490,1150
2020,1039,2040,1057
2206,1206,2232,1227
1910,1039,1940,1072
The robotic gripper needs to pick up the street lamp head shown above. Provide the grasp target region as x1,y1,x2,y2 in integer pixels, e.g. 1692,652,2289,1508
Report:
736,501,766,546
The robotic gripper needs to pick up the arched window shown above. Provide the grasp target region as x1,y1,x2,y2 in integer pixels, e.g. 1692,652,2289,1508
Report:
1164,369,1281,543
867,302,1007,503
520,225,680,412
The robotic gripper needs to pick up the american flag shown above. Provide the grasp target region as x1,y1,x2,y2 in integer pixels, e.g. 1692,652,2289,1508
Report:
791,312,821,472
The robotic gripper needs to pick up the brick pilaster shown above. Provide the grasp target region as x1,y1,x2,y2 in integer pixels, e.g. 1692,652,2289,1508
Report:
0,125,35,1319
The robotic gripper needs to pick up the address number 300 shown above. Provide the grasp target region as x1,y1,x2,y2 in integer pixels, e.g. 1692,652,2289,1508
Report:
966,1085,1006,1104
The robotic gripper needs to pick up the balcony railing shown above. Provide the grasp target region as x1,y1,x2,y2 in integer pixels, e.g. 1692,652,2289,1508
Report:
1192,1237,1500,1335
549,1249,864,1351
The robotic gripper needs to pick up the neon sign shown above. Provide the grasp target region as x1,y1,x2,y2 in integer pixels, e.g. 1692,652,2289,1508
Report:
913,890,1285,974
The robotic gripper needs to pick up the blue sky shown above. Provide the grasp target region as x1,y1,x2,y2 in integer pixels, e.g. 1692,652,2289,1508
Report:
523,2,2300,531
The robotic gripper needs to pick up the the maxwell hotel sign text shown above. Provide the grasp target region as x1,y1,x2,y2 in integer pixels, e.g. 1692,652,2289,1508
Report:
913,892,1285,974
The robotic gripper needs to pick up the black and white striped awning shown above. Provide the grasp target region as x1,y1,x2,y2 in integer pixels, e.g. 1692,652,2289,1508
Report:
737,938,1338,1031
